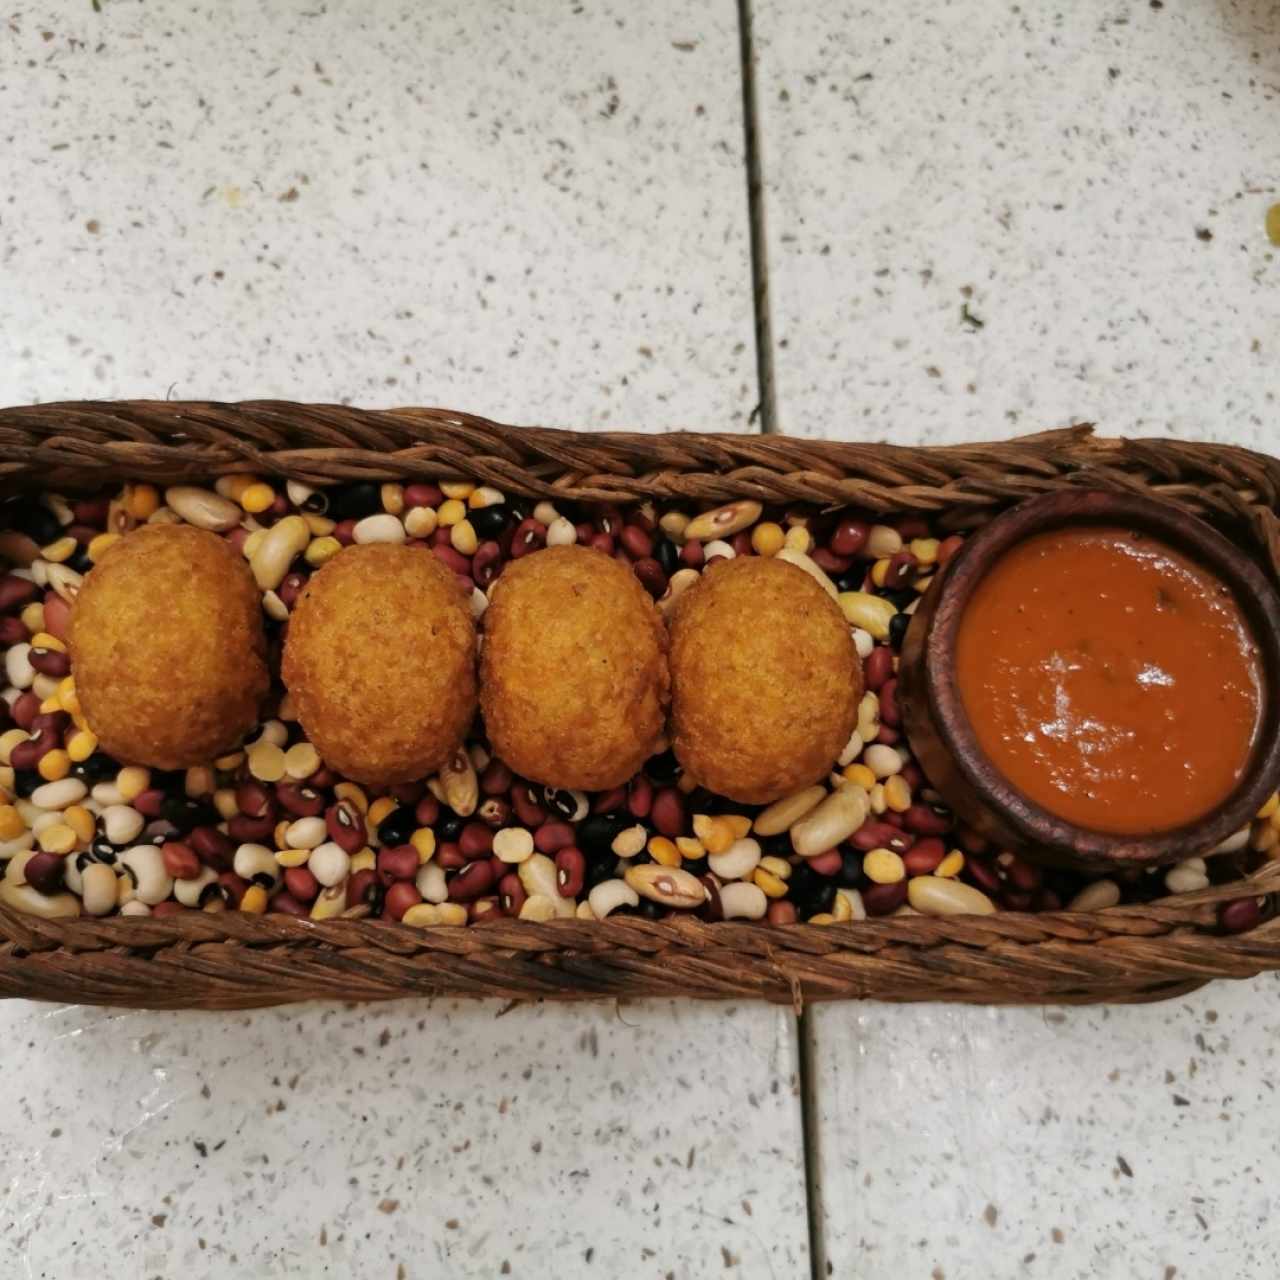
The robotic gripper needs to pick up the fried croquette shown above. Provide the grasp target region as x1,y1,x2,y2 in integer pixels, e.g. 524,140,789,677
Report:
669,555,861,804
480,545,669,791
69,524,269,769
282,544,477,787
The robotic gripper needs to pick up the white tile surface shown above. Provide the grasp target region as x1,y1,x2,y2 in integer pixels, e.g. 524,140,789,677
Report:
808,980,1280,1280
754,0,1280,444
0,0,756,430
0,999,806,1279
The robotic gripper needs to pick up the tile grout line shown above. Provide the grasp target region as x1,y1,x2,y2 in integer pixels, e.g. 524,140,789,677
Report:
736,0,779,437
735,0,825,1273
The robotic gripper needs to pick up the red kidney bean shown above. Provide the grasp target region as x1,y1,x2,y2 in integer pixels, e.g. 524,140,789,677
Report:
1034,888,1062,912
588,531,614,556
28,646,70,678
346,868,377,908
830,519,869,558
235,781,273,819
880,812,905,831
864,647,894,692
277,572,306,609
192,826,236,870
883,551,917,590
498,872,527,916
74,495,110,524
879,679,900,729
874,725,901,746
66,523,98,546
807,849,843,876
680,540,705,569
572,521,594,545
1001,888,1034,912
851,821,912,853
431,526,453,548
225,527,251,555
632,558,666,598
597,505,624,536
728,531,751,559
955,825,988,854
480,759,513,797
161,841,200,879
448,859,496,901
459,822,494,859
509,517,546,560
534,821,575,854
902,838,945,877
133,789,166,819
861,880,908,915
937,534,965,566
0,616,28,648
767,900,798,925
415,794,441,826
332,518,357,546
268,890,307,917
511,786,546,828
651,788,686,838
966,858,1002,896
284,865,321,903
903,803,952,836
896,518,929,540
377,844,419,885
151,901,190,918
555,847,585,898
10,730,56,770
812,547,853,576
309,767,339,789
324,801,366,853
627,776,653,820
276,783,325,817
487,854,507,884
472,540,503,587
1004,856,1041,892
432,544,471,575
620,525,653,560
592,787,627,815
900,761,924,791
384,881,422,921
30,711,68,735
11,691,41,730
24,851,65,894
268,493,290,520
436,841,466,870
390,780,424,807
217,870,250,906
1219,897,1262,934
404,483,444,509
478,797,511,829
228,813,277,842
0,575,38,613
40,593,72,641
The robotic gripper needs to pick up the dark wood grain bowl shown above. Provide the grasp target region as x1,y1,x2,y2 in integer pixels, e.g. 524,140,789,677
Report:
899,489,1280,873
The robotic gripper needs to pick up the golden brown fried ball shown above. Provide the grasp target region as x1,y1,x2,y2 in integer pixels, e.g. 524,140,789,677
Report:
669,556,861,804
69,524,269,769
480,545,669,791
283,544,477,787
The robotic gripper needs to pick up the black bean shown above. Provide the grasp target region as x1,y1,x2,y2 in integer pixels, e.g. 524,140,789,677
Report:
377,807,416,848
71,753,118,785
644,750,682,786
468,505,509,539
636,898,663,920
11,769,40,798
888,611,911,651
10,503,62,547
68,547,93,574
162,796,219,832
653,537,678,576
435,812,465,842
584,858,617,891
837,850,865,888
331,483,382,520
882,588,915,611
681,856,709,878
576,813,629,859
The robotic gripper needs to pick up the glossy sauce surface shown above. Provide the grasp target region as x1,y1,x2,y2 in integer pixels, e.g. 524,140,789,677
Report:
955,525,1262,834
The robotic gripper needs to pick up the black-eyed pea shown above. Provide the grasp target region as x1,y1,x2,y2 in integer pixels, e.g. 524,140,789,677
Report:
588,878,639,919
174,866,220,908
235,843,282,887
119,845,172,905
624,863,706,909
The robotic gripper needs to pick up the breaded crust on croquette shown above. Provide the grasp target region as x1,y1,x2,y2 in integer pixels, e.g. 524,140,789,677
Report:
668,556,862,804
282,544,477,787
480,545,670,792
69,524,269,769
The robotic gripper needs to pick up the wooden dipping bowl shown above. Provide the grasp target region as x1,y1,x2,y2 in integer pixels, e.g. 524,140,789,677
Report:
899,490,1280,872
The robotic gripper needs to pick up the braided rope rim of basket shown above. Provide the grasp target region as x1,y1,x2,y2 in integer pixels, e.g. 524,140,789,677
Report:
1,399,1278,1010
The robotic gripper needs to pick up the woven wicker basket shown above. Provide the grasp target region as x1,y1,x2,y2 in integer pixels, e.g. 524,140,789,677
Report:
1,399,1279,1011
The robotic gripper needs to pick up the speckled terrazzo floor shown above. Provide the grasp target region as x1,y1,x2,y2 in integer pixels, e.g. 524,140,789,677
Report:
2,0,1280,1276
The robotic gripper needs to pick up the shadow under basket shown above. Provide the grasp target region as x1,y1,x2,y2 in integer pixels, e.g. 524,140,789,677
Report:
3,400,1280,1011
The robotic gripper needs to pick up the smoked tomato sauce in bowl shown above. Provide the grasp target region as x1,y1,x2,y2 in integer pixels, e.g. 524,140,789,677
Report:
900,490,1280,872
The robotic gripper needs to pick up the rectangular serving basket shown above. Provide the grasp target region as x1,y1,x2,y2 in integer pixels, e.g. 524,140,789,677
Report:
1,399,1279,1011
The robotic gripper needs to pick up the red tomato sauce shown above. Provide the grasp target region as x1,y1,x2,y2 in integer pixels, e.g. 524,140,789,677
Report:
954,525,1262,835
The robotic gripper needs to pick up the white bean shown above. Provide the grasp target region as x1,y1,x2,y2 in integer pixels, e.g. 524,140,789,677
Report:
120,845,173,905
863,744,904,780
308,841,350,887
81,862,119,916
164,486,243,532
284,817,327,850
101,804,144,846
416,861,448,904
31,778,87,810
754,786,826,838
906,876,996,917
708,837,762,882
250,515,310,590
791,787,869,858
588,878,639,919
545,517,578,547
1067,879,1121,911
4,644,34,690
719,881,768,920
353,513,407,545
